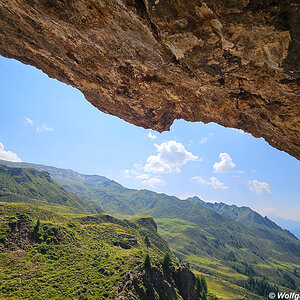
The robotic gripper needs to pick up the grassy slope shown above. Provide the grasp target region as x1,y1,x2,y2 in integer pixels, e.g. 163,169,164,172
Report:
189,196,296,236
1,160,300,298
0,164,103,214
54,176,300,297
0,202,171,299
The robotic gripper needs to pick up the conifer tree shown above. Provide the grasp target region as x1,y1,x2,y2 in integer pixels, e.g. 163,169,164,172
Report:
196,274,208,300
32,219,43,242
196,275,203,295
162,253,172,275
201,274,207,294
144,234,151,248
144,253,151,270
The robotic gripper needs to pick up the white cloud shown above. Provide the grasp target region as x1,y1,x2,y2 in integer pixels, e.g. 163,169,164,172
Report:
142,176,166,188
231,128,246,134
121,164,166,188
258,207,300,222
199,137,208,144
25,116,33,126
136,174,150,180
36,124,54,132
24,117,53,132
147,132,157,140
178,193,217,203
258,207,278,216
213,152,235,173
191,176,211,185
120,162,144,179
0,142,22,162
177,192,203,200
132,162,143,172
210,177,228,190
281,207,300,222
192,176,228,190
144,141,198,174
120,169,132,179
248,180,271,194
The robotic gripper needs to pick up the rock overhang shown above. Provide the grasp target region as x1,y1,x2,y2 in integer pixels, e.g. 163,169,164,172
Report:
0,0,299,158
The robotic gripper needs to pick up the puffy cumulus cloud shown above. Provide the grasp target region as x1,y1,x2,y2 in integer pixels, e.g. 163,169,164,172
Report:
213,152,235,173
147,132,157,140
0,142,22,162
120,164,166,189
192,176,228,190
36,124,53,132
144,141,198,174
25,116,33,126
142,176,166,188
248,180,271,194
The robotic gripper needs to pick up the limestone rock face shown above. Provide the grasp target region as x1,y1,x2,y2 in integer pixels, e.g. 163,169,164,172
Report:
0,0,299,158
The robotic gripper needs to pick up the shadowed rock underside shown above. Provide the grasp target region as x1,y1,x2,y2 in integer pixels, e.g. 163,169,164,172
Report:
0,0,299,158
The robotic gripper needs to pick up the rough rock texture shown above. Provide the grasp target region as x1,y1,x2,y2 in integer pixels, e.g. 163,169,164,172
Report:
116,265,199,299
173,264,198,300
0,0,299,158
4,214,33,250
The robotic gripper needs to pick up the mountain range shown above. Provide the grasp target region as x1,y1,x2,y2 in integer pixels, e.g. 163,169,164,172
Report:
0,163,201,299
0,159,299,299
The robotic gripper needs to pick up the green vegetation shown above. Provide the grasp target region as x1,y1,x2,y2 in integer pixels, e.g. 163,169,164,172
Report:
0,202,187,299
0,164,103,214
162,252,173,275
196,275,208,300
0,165,201,299
1,160,300,299
144,253,151,270
144,234,151,248
32,219,42,242
244,276,279,297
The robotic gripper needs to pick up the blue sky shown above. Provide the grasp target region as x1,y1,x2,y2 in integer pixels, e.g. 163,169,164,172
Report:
0,55,299,231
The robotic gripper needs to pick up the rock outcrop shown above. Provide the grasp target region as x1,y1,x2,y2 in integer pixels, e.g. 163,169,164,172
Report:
117,264,199,299
0,0,299,158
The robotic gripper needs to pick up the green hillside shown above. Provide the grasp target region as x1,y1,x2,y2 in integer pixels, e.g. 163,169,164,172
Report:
189,196,288,232
0,164,103,214
109,190,300,298
1,160,300,299
0,202,202,299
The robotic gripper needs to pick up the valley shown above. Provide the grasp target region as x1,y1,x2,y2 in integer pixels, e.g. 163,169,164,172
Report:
1,159,299,299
